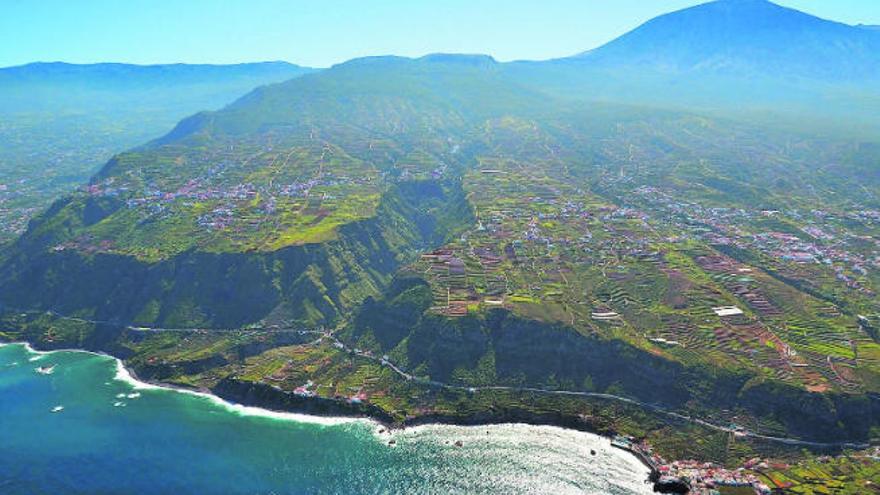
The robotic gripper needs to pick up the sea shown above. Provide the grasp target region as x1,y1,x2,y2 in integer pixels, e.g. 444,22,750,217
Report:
0,342,653,494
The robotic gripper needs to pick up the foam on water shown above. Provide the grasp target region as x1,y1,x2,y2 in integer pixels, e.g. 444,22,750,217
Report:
0,341,654,494
110,348,360,426
10,342,360,427
382,422,653,494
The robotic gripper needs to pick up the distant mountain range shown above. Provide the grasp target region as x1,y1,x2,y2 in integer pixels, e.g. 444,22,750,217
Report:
0,61,314,114
0,61,307,82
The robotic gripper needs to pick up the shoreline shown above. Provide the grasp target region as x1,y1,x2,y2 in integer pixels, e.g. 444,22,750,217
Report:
9,341,364,427
0,341,661,493
2,340,658,479
2,340,630,438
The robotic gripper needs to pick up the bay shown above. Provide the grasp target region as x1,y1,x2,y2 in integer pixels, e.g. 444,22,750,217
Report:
0,343,653,494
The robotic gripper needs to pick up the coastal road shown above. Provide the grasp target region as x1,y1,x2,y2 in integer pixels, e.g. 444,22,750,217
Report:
5,306,870,450
327,334,871,450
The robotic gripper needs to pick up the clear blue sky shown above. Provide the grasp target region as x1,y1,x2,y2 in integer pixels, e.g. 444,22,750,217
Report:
2,0,879,68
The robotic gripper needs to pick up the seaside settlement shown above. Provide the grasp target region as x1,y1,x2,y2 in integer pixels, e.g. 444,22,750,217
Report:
612,436,879,494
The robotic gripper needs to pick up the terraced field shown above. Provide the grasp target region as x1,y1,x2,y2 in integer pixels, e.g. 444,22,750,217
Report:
402,146,880,396
1,54,877,466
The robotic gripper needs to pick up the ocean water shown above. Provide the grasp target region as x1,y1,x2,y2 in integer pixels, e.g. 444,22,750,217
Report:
0,343,653,494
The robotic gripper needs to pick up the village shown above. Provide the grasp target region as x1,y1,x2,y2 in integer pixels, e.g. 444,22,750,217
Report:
403,162,876,396
626,185,879,300
624,436,880,495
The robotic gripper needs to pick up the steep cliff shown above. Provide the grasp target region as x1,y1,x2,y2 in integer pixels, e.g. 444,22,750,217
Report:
0,180,473,329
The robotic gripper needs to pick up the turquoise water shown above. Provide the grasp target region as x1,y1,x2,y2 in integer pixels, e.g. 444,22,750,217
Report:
0,343,653,494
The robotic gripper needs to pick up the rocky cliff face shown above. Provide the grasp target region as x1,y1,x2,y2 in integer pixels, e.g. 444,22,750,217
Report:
0,180,473,329
346,277,880,443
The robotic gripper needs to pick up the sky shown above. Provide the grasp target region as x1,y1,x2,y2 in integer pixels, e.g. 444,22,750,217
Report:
2,0,880,68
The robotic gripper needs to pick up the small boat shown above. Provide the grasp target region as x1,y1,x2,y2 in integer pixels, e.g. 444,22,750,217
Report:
126,392,141,399
51,406,64,413
113,401,126,407
35,365,56,375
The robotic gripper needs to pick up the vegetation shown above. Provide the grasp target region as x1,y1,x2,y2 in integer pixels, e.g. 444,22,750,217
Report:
1,3,879,487
0,62,313,244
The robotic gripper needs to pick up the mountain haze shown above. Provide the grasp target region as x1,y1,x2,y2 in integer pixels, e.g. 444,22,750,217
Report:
502,0,880,138
0,61,315,242
569,0,880,80
0,61,315,113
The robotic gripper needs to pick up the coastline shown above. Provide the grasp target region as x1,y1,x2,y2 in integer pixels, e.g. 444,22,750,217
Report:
9,341,363,427
2,339,655,474
2,340,618,436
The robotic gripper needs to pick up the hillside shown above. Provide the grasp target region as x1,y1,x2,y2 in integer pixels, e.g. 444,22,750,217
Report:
0,61,314,243
1,53,878,467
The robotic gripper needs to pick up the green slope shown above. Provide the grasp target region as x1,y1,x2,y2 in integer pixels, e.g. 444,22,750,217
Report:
1,54,878,458
0,61,315,243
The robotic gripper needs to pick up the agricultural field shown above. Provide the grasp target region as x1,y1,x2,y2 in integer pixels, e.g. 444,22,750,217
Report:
756,449,880,494
1,55,878,477
404,144,880,396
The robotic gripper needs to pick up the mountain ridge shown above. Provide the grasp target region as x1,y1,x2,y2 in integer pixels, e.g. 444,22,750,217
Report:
0,60,303,73
494,0,880,138
0,60,317,242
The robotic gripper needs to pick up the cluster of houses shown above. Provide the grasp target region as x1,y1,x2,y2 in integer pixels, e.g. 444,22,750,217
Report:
657,457,773,494
615,436,775,494
79,150,380,238
52,234,115,254
629,186,878,298
0,198,41,239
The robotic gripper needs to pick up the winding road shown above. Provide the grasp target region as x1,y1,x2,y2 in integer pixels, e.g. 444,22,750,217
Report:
326,333,871,450
5,305,872,450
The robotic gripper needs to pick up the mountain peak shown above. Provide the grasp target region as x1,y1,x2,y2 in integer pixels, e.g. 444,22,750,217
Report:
567,0,880,80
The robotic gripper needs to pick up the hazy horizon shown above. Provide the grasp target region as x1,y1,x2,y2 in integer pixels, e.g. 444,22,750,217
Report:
2,0,879,69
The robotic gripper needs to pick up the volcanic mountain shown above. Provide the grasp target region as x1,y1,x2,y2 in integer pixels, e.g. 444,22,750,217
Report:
567,0,880,81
